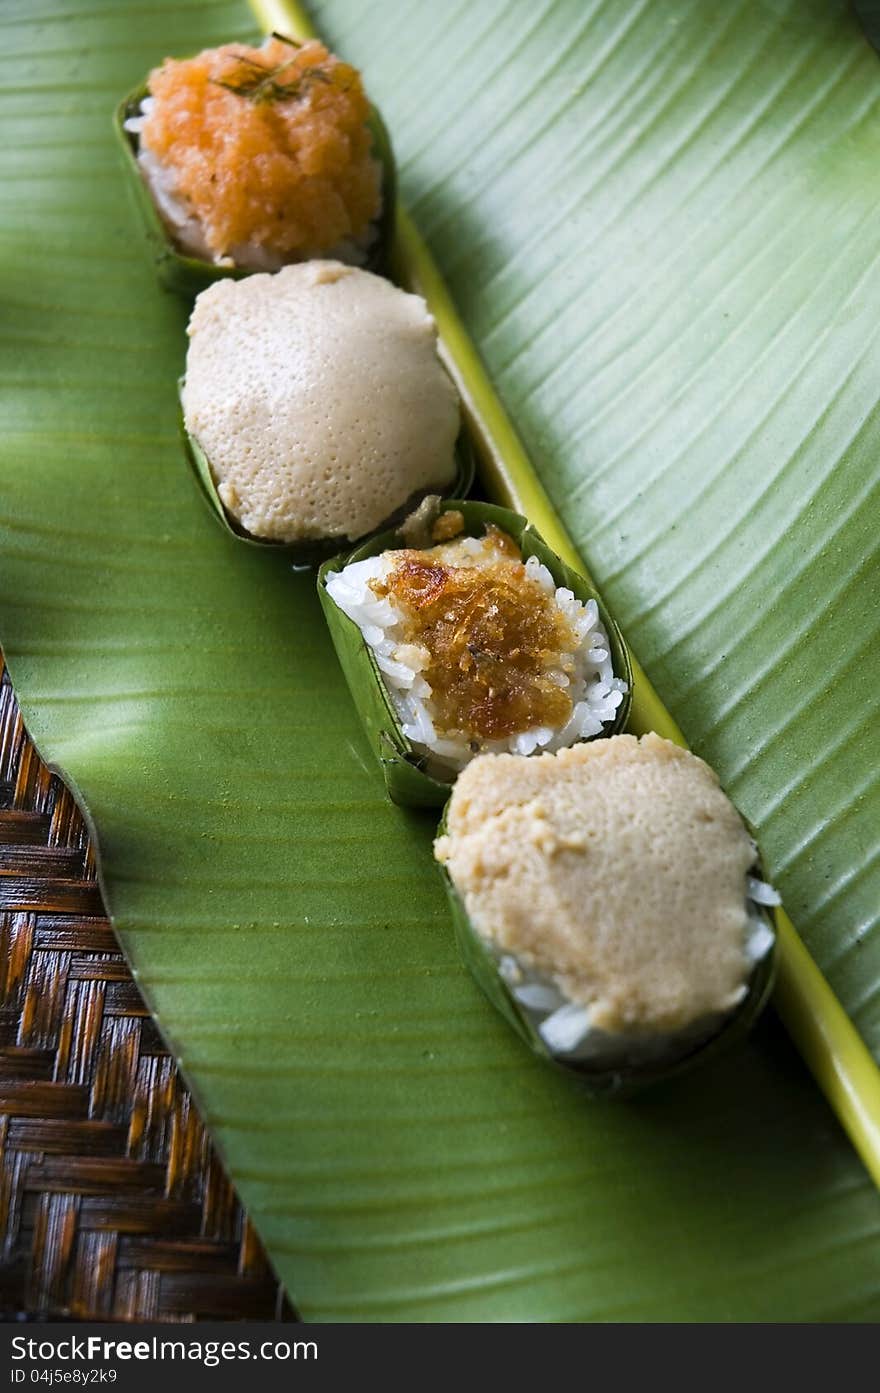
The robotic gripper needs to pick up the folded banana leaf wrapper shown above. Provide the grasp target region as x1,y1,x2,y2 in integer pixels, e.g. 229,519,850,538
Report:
317,499,632,805
0,0,879,1321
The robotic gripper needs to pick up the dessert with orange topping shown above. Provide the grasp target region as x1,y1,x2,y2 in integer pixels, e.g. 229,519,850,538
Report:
124,35,383,270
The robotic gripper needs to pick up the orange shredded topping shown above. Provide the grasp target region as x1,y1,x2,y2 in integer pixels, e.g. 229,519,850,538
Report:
431,509,465,542
142,37,381,261
376,528,577,741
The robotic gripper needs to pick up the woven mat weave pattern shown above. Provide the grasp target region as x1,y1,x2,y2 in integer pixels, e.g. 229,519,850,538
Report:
0,657,292,1321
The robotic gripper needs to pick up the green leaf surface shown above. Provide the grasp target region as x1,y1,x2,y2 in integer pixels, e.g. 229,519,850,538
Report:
308,0,880,1057
854,1,880,52
0,0,879,1321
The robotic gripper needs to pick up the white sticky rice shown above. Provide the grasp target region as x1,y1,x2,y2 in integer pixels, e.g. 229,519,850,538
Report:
493,873,778,1068
124,97,380,270
325,535,628,776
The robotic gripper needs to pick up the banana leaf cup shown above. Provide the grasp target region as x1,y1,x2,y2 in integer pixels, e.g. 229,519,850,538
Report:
436,799,778,1098
114,66,396,299
317,499,634,807
180,390,475,566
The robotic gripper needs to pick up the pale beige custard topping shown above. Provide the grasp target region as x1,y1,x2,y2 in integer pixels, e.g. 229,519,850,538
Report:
182,261,460,542
435,733,758,1037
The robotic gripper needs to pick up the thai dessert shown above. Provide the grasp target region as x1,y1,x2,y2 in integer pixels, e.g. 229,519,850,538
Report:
181,261,460,544
435,733,777,1075
324,514,628,775
123,35,383,270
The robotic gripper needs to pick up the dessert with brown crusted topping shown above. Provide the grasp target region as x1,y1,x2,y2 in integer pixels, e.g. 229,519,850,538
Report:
325,523,628,773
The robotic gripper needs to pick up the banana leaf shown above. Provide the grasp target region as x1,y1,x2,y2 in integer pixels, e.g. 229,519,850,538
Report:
326,0,880,1064
854,1,880,51
1,0,879,1322
317,499,632,805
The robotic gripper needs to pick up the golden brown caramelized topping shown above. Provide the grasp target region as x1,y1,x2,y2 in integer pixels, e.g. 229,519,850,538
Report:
142,36,381,262
431,509,465,543
375,528,577,740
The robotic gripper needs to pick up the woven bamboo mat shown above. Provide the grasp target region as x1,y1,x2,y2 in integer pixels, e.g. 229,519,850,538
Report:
0,656,294,1321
